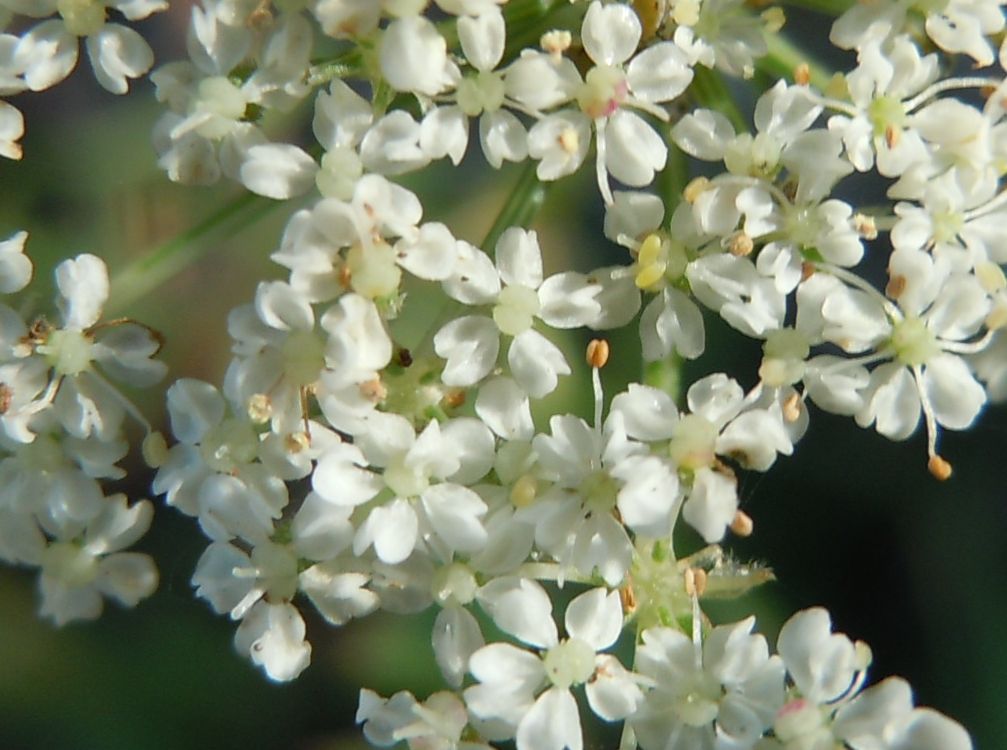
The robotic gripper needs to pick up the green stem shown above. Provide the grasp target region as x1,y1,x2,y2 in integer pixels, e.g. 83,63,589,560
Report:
481,161,548,252
779,0,856,17
108,192,277,314
690,67,748,133
644,355,684,404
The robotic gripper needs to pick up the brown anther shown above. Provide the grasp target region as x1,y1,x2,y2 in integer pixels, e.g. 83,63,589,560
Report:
338,264,352,289
727,231,754,257
396,347,413,367
443,388,467,409
885,274,907,300
928,454,953,481
730,510,754,537
619,583,638,614
783,392,802,423
684,567,708,597
885,124,900,149
794,63,811,86
980,84,998,100
853,213,878,240
586,339,610,369
359,378,387,403
801,262,816,281
0,383,10,415
27,317,51,344
248,0,274,30
683,176,710,204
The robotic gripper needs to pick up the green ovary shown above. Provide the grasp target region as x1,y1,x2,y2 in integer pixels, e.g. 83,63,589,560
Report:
868,95,907,139
58,0,105,37
42,329,94,376
890,316,939,367
493,285,540,336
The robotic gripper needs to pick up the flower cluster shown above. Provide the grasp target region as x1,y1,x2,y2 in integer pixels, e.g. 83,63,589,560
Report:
0,231,165,624
1,0,1001,746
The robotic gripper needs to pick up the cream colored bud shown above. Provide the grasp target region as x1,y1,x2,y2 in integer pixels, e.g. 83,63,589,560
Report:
142,431,169,469
586,338,610,369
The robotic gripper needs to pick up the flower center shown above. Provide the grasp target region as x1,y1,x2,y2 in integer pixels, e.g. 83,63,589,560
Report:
384,456,430,499
724,132,780,178
199,418,260,473
41,328,94,376
493,284,540,336
457,71,506,117
674,670,722,727
578,65,628,120
347,241,402,300
889,316,939,367
868,95,907,140
669,414,719,471
43,542,99,587
543,637,596,689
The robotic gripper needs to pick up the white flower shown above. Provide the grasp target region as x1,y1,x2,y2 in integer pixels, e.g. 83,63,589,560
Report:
465,587,642,750
631,617,785,749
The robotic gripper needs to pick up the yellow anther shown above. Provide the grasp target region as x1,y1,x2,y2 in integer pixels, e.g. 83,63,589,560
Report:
794,63,810,86
762,6,786,33
586,338,610,369
635,262,667,290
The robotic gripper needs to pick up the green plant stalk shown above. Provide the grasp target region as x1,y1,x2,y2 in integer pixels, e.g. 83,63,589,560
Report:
481,161,548,252
779,0,856,17
108,192,276,314
690,67,748,133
